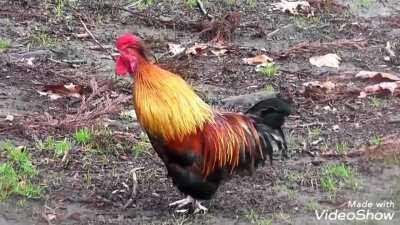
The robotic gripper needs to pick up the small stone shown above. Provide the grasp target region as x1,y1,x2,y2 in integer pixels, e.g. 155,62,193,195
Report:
332,124,340,131
5,115,14,121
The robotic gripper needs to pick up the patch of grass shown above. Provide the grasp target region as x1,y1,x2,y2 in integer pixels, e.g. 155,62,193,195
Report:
286,171,303,183
275,212,291,224
320,163,359,199
370,135,382,146
132,132,151,158
35,136,55,151
134,0,154,7
258,63,279,77
89,127,125,155
305,200,320,213
369,96,386,108
263,84,276,94
54,0,70,17
74,128,92,145
54,138,72,156
89,127,140,156
357,0,375,9
244,209,272,225
335,142,348,156
185,0,197,7
309,127,321,139
36,137,71,157
27,28,58,49
0,38,11,53
287,189,297,201
0,141,41,200
292,16,321,29
286,130,303,153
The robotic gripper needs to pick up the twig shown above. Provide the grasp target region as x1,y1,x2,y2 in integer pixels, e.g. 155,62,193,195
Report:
389,116,400,124
78,17,117,61
196,0,214,20
122,167,144,209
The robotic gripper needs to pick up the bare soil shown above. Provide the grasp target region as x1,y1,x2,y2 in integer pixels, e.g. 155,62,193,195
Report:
1,0,399,225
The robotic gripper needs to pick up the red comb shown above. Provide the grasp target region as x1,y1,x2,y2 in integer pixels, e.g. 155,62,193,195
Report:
116,33,140,50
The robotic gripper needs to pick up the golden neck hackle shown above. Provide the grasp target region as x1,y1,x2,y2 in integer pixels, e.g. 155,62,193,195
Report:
133,60,213,141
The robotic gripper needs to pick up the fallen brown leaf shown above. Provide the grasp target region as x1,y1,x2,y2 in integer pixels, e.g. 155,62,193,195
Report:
356,71,400,82
38,84,89,100
309,53,341,68
210,49,228,56
243,54,273,65
359,81,400,98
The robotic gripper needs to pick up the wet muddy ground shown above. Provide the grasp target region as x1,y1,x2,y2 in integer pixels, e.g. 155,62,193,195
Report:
0,0,400,224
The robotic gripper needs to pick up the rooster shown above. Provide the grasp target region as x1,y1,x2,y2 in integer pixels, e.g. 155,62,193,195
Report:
115,33,293,213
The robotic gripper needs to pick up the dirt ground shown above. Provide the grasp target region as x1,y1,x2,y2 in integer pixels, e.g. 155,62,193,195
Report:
1,0,400,224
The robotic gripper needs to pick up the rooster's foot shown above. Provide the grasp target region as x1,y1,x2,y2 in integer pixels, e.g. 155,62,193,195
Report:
169,196,208,214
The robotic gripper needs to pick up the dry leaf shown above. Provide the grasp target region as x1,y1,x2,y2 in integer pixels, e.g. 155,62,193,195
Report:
309,53,341,68
39,83,85,100
168,43,185,56
303,80,336,90
243,54,273,65
210,49,228,56
272,0,311,15
74,33,89,38
359,81,400,98
186,43,208,55
356,71,400,82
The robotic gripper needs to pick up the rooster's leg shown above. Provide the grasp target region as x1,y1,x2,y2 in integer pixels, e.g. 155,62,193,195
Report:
192,200,208,214
169,195,193,208
169,196,208,214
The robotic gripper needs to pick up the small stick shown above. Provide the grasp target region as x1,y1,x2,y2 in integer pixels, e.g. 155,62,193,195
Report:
122,167,144,209
78,17,117,61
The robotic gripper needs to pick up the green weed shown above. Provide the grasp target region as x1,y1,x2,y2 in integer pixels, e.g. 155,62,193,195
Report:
309,127,321,139
276,212,291,224
263,85,276,94
185,0,197,7
35,137,71,157
35,136,56,152
74,128,92,145
132,132,151,158
286,130,303,152
370,135,381,146
286,188,297,201
134,0,154,7
369,96,386,108
27,28,58,49
0,38,10,53
292,16,321,29
0,141,41,200
305,200,320,213
89,127,139,156
245,209,272,225
286,171,303,183
54,0,69,17
258,63,279,77
335,142,348,156
357,0,375,9
54,138,71,156
320,163,359,198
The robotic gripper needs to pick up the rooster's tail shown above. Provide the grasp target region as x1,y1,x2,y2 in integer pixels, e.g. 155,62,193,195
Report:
245,97,294,164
